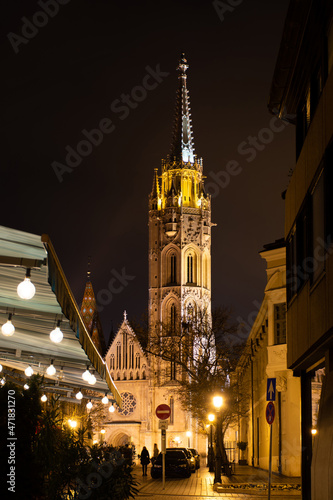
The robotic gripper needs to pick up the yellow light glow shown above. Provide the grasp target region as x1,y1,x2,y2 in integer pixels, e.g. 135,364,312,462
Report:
311,428,317,435
208,413,215,422
68,419,77,429
186,431,192,437
100,429,106,434
213,396,223,409
174,436,180,442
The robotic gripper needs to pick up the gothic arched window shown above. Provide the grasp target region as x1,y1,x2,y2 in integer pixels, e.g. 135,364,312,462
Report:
170,254,176,283
116,342,121,370
187,254,193,283
135,353,140,369
110,354,115,370
129,341,134,369
170,303,176,335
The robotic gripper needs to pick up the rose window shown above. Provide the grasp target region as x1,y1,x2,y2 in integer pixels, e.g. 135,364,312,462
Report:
116,392,136,416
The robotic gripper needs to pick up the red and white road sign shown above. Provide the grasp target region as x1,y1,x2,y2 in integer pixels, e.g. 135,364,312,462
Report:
266,402,275,425
156,404,171,420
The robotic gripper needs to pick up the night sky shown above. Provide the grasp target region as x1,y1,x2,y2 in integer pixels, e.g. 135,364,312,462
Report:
2,0,295,340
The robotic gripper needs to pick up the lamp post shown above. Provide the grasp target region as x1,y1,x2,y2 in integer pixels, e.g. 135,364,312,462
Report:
208,414,215,472
213,395,223,483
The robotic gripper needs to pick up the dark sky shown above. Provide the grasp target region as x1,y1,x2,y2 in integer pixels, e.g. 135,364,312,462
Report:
1,0,294,339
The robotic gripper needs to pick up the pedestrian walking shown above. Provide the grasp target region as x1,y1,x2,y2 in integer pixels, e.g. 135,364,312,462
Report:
140,446,150,476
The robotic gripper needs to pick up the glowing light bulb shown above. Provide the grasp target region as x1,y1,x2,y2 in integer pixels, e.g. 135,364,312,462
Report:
1,314,15,336
41,394,47,402
76,390,83,400
24,384,29,390
102,394,108,404
46,361,56,376
100,429,106,434
88,373,96,385
86,400,93,410
0,364,2,372
68,419,77,429
109,404,115,413
50,321,63,343
25,366,33,377
82,368,91,382
0,377,6,386
17,269,36,300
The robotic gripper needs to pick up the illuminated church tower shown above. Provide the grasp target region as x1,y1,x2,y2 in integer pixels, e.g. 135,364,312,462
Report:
148,54,212,381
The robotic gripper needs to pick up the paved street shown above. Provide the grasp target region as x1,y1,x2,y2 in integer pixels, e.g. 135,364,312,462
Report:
133,463,301,499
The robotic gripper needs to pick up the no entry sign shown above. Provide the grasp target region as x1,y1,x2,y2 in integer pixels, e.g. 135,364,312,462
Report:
266,402,275,425
156,404,171,420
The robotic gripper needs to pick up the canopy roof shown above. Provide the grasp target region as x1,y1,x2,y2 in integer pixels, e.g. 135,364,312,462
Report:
0,226,121,406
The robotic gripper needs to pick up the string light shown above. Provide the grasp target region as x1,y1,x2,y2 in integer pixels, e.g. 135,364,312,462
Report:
50,320,63,343
76,390,83,400
82,366,91,382
109,404,115,413
23,384,29,390
1,314,15,336
41,394,47,402
17,268,36,300
25,365,33,377
86,400,93,410
88,372,96,385
46,360,56,376
102,393,108,404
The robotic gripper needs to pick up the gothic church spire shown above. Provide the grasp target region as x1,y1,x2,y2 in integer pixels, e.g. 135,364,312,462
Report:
169,53,195,164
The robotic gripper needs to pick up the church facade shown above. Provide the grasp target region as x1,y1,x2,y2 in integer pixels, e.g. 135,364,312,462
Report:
104,55,212,457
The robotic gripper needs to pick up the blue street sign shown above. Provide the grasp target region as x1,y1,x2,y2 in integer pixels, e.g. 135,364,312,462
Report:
267,378,276,401
266,402,275,425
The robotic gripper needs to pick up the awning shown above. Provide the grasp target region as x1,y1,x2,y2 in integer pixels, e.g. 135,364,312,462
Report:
0,225,121,406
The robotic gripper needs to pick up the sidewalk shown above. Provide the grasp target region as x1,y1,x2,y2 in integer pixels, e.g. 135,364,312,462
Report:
134,463,301,498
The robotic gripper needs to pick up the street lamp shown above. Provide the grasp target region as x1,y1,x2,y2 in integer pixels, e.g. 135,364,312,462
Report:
208,413,215,472
213,395,224,483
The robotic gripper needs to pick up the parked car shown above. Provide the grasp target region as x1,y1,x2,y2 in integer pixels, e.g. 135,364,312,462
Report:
151,450,191,478
189,448,200,469
166,447,196,473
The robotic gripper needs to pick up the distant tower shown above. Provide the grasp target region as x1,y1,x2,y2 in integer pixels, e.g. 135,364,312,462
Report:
80,261,106,356
148,54,212,380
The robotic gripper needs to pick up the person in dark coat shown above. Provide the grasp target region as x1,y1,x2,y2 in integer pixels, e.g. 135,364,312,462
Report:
140,446,150,476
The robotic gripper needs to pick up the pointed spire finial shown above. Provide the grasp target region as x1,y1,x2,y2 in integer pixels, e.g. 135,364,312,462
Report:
169,53,195,164
177,53,189,77
87,255,92,281
124,310,127,321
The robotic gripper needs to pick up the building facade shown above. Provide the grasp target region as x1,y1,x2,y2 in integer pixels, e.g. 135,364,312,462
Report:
104,55,212,457
229,239,301,477
268,2,333,499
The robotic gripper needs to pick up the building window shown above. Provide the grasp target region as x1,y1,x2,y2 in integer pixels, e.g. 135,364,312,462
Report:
129,342,134,369
311,171,325,282
187,254,193,283
274,303,286,344
110,354,115,370
170,303,176,335
116,342,121,369
170,254,176,283
135,353,140,369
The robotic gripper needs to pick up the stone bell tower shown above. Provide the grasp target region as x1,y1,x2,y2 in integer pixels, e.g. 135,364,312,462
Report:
148,54,212,381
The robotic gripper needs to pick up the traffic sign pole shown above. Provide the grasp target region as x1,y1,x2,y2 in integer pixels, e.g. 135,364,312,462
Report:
268,422,273,500
266,401,275,500
156,405,170,490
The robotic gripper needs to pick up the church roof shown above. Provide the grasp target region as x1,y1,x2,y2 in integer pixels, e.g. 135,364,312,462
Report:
105,311,147,360
80,277,107,357
169,53,195,164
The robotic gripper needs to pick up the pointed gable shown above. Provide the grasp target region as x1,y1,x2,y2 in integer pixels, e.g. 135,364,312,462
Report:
80,279,106,356
105,311,148,382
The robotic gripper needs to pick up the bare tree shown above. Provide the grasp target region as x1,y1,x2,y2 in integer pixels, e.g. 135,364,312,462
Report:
133,306,250,472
